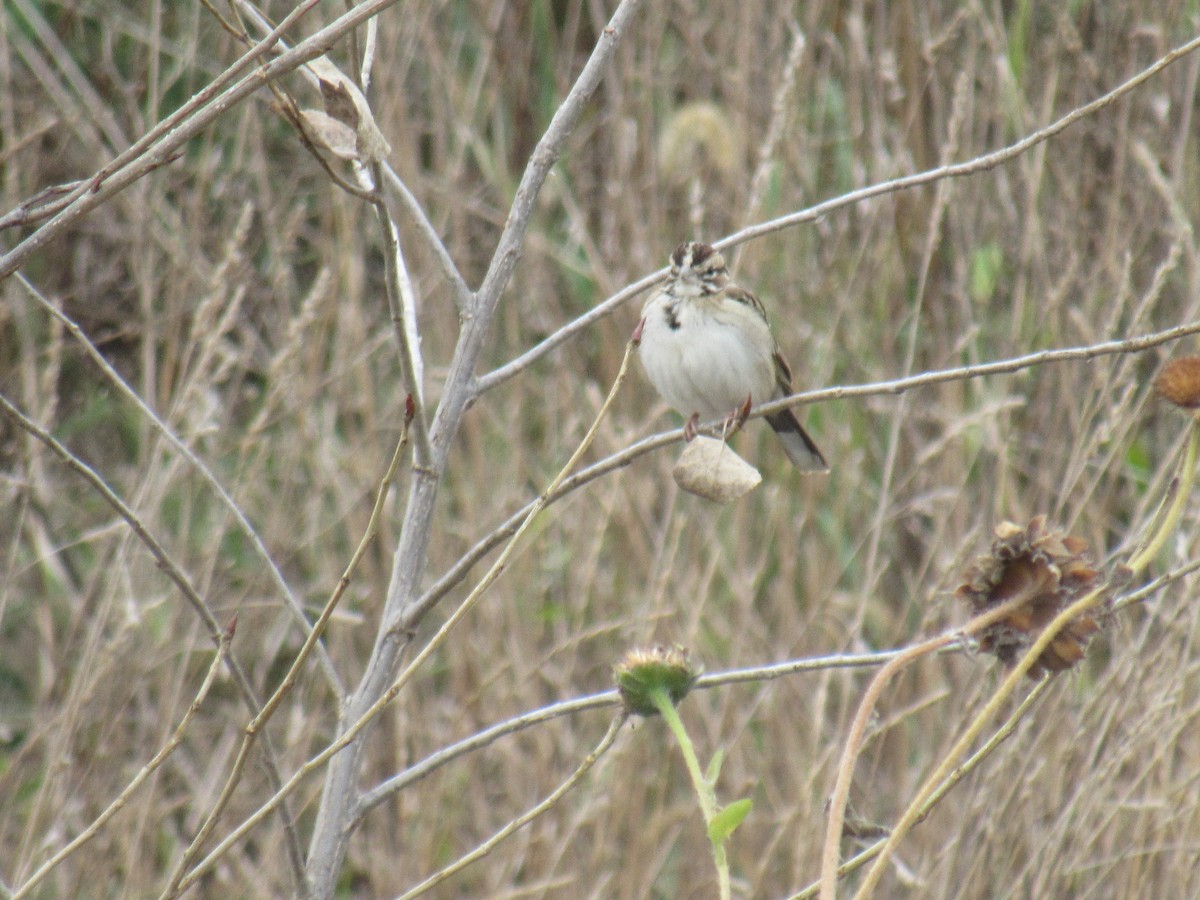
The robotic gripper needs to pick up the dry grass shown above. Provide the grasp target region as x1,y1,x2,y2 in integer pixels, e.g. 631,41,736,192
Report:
3,1,1200,897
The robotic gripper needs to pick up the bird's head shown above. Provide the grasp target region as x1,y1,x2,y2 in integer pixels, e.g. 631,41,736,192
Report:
668,241,729,295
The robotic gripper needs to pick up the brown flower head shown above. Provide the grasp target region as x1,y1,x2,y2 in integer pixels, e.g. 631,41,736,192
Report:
614,645,701,717
957,516,1105,677
1154,356,1200,410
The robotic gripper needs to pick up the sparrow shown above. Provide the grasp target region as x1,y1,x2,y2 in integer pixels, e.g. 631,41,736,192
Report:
636,241,828,472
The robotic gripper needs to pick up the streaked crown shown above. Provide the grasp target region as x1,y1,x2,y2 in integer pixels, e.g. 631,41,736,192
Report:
669,241,728,294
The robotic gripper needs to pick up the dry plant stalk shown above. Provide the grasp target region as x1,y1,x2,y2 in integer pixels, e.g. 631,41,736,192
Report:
824,376,1200,897
7,5,1200,898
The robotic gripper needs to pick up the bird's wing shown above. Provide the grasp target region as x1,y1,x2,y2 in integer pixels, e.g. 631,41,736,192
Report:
725,284,769,321
726,284,794,396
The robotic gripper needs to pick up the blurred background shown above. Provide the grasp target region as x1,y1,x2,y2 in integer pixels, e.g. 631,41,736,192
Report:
2,1,1200,896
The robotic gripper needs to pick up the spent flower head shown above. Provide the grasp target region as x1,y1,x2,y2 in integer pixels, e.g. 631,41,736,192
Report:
615,645,702,717
1154,356,1200,411
957,516,1106,677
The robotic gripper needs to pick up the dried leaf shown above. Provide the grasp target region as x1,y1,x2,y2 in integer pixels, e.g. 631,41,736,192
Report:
673,437,761,503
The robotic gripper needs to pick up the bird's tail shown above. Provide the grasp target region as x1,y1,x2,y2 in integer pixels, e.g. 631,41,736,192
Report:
765,410,829,473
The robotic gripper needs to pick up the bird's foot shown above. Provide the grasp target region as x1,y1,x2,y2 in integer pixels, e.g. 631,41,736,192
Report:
721,395,753,438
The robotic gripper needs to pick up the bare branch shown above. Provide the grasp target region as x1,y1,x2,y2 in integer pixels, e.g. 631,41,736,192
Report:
751,316,1200,422
427,317,1200,613
355,648,910,826
306,3,645,890
0,0,404,279
475,271,663,394
723,31,1200,254
0,390,309,893
476,30,1200,397
395,716,626,900
379,165,474,314
356,692,622,821
14,274,343,695
11,625,234,900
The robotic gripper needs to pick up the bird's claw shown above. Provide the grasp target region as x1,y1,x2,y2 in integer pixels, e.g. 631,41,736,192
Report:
721,395,753,438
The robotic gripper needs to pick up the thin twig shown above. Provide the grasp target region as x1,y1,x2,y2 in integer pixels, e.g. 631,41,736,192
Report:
356,691,623,822
724,31,1200,253
475,269,662,394
0,391,310,896
12,623,234,900
14,273,343,695
476,31,1200,395
378,164,474,312
353,650,917,828
752,318,1200,423
790,679,1051,900
0,391,231,662
394,715,626,900
425,316,1200,615
159,407,413,900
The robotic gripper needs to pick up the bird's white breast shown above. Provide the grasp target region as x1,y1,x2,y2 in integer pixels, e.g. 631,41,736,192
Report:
639,293,777,419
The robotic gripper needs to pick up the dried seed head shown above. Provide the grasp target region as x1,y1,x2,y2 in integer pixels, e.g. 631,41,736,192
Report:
658,102,741,186
957,516,1105,677
614,645,702,717
1154,356,1200,410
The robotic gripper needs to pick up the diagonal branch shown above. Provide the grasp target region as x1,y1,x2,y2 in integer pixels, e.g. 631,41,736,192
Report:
303,3,645,892
378,164,474,314
0,0,404,280
429,0,646,460
0,390,309,894
14,274,343,694
226,0,476,315
422,316,1200,615
475,30,1200,396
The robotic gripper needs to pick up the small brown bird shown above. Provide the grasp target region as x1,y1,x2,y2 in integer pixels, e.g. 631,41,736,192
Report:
637,241,828,472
